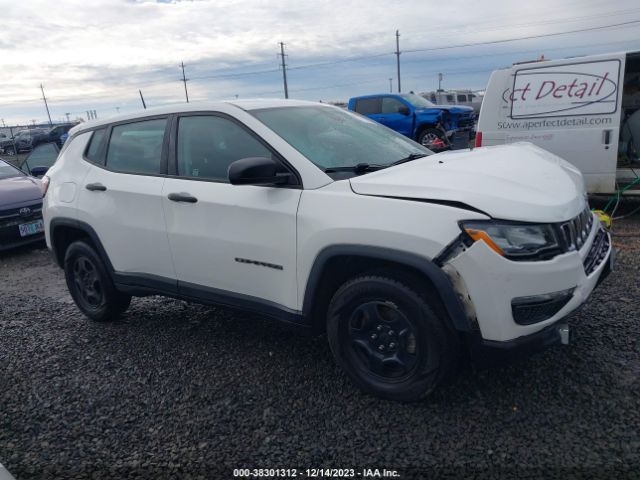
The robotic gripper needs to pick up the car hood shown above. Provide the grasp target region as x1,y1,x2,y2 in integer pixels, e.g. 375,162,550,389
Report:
349,143,586,223
416,106,474,117
0,175,42,207
433,105,474,114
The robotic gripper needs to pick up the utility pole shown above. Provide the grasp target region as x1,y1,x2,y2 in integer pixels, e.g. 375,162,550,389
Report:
65,113,70,122
139,90,147,109
438,73,443,92
1,119,5,128
40,84,53,126
180,61,189,103
395,30,401,93
389,78,393,93
279,42,289,99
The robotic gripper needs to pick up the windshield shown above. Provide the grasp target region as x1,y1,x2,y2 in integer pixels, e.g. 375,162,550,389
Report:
0,161,24,179
250,106,432,172
400,93,436,109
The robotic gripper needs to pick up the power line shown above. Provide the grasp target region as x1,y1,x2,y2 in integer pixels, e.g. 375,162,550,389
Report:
189,68,280,81
403,19,640,54
403,7,640,40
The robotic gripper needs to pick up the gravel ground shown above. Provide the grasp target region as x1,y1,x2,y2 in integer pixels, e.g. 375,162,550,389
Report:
1,208,639,479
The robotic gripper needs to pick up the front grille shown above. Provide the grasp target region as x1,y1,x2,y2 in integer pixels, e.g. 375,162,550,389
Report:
0,202,43,221
583,227,610,276
558,206,594,251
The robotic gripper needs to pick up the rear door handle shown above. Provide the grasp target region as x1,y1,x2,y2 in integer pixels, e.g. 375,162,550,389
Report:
603,129,612,145
85,183,107,191
168,192,198,203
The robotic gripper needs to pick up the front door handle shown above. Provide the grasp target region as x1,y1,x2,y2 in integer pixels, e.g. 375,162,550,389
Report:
168,192,198,203
85,182,107,191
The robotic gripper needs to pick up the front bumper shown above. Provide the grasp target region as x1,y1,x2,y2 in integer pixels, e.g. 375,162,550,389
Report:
0,203,45,251
469,253,612,366
446,215,613,347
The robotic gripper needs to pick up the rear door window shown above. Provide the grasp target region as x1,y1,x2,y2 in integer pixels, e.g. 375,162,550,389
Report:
106,119,167,175
354,98,381,115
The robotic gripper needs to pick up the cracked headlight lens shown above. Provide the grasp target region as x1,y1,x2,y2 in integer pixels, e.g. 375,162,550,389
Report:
460,221,561,259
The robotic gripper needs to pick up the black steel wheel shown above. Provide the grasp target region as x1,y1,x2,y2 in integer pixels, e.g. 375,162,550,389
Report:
71,255,105,310
327,275,457,401
346,301,419,379
64,241,131,321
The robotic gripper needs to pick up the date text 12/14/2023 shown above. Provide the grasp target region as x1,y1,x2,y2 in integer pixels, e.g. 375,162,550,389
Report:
233,468,401,478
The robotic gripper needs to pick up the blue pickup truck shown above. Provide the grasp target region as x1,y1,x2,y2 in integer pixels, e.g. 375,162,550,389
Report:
347,93,475,151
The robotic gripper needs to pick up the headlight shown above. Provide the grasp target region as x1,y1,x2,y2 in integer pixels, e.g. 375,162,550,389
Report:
460,220,561,260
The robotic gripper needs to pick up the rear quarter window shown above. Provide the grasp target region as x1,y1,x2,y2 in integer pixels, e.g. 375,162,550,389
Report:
84,128,107,164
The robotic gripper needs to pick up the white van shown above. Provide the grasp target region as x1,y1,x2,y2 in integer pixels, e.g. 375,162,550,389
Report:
476,51,640,194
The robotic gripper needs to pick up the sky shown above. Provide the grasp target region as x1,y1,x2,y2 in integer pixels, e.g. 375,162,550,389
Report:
1,0,640,125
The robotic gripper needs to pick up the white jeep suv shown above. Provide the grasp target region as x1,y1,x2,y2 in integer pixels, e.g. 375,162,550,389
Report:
43,100,613,401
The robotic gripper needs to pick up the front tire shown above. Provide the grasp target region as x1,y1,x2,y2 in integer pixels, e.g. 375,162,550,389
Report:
327,275,457,401
417,127,448,151
64,241,131,321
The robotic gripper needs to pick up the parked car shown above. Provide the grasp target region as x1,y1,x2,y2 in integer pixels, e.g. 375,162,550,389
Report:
422,90,484,114
0,133,16,155
20,142,60,177
8,128,49,154
0,159,45,251
47,123,76,147
43,100,612,401
476,50,640,194
348,93,475,150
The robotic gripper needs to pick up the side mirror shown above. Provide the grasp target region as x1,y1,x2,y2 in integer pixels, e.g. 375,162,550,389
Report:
228,157,292,186
398,106,410,116
30,166,49,177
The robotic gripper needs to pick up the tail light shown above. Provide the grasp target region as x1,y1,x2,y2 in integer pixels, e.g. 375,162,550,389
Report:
41,175,50,197
474,131,482,147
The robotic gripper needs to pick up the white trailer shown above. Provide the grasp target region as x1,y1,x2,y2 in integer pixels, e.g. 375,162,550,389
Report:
476,51,640,194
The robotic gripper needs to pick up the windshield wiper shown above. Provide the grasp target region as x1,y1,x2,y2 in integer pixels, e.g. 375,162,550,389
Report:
390,152,428,167
324,163,387,174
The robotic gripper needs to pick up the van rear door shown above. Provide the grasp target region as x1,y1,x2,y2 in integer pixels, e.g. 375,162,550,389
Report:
478,53,626,193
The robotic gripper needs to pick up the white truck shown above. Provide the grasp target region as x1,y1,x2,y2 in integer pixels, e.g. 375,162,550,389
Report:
422,90,484,114
476,51,640,194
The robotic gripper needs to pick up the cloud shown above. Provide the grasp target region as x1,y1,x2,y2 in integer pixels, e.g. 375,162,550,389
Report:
1,0,640,123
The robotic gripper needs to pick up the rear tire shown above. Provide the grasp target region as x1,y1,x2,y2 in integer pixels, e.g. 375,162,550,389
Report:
326,275,457,401
64,241,131,321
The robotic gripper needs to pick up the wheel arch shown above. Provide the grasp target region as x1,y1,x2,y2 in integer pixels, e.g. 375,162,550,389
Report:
302,245,473,335
49,218,114,273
